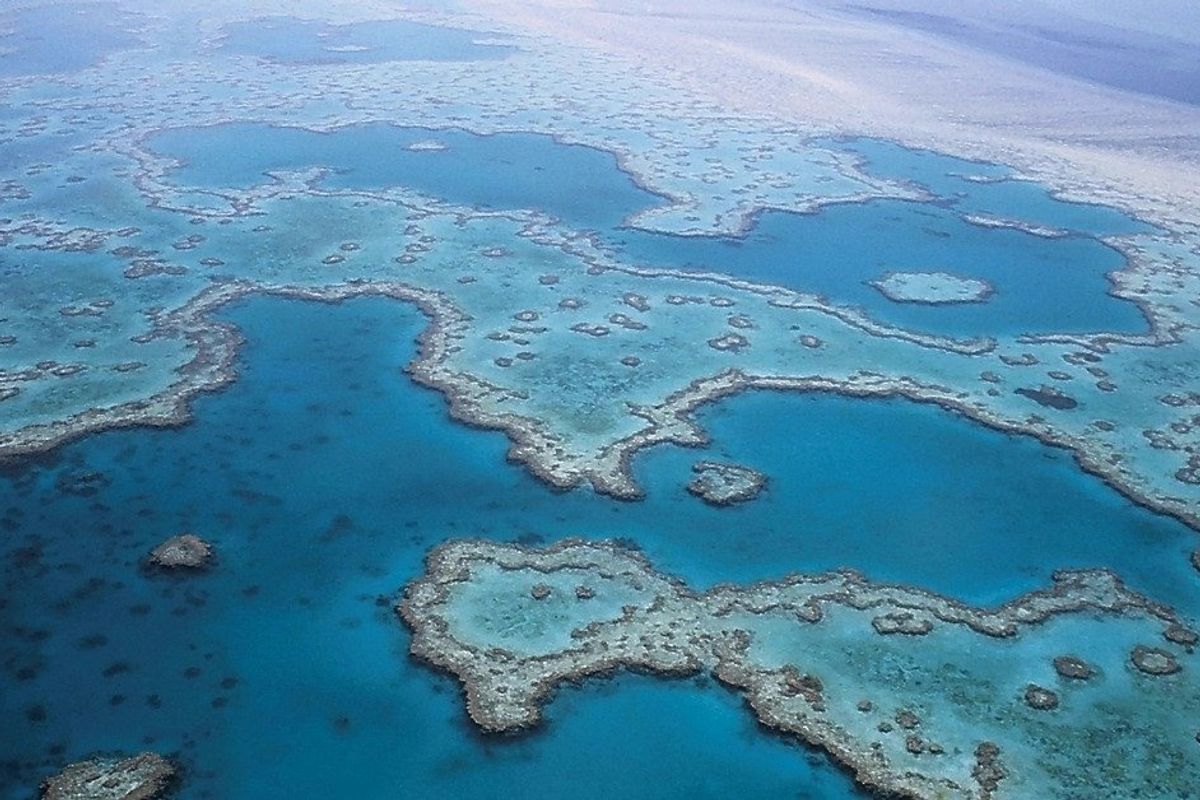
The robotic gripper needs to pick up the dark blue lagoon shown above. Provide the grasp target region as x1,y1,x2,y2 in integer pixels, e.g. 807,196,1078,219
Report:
633,391,1200,611
1,296,1194,798
218,17,517,64
147,123,1151,338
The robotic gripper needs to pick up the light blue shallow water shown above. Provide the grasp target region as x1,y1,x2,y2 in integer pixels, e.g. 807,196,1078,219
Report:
146,122,1150,337
0,4,144,78
218,16,518,64
147,123,661,232
824,137,1154,237
1,296,1194,798
611,200,1145,337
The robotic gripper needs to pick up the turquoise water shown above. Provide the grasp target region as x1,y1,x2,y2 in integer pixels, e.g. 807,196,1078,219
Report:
0,4,144,77
612,199,1144,337
146,122,1149,337
638,391,1200,611
1,296,1194,797
0,126,84,171
218,17,517,64
147,123,662,232
828,137,1154,236
0,298,861,799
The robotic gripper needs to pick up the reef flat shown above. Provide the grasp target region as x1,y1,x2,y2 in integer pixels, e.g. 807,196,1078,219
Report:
402,538,1200,799
869,271,994,305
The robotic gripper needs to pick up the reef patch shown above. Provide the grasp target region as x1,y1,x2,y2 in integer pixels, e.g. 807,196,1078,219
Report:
869,271,994,305
145,533,214,571
40,752,175,800
685,460,767,505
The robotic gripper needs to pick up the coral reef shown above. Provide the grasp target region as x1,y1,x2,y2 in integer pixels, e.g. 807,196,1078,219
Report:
401,538,1200,799
146,534,213,570
40,753,175,800
686,460,767,505
869,271,995,305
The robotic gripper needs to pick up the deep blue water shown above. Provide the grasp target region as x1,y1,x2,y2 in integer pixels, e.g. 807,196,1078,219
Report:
0,298,863,800
218,17,517,64
0,4,144,77
146,122,1149,338
643,392,1200,612
1,296,1195,798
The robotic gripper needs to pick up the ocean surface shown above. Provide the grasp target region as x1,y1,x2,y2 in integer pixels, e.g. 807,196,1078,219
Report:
842,3,1200,106
1,294,1194,799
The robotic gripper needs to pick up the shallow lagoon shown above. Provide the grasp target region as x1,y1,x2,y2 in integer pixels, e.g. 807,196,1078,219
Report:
148,123,653,232
0,3,144,78
218,16,517,64
612,198,1145,337
824,137,1154,237
148,122,1150,338
1,296,1194,798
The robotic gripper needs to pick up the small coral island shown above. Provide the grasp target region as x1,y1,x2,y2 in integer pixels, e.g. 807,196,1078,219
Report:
405,138,448,152
41,752,175,800
145,534,213,570
869,271,994,305
686,460,767,505
400,538,1200,800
